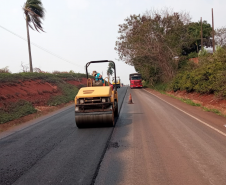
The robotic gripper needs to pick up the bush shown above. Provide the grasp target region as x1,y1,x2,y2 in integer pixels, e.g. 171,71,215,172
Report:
0,67,11,73
198,48,208,56
0,72,87,123
188,52,198,59
150,82,170,94
0,72,62,84
48,83,79,106
0,72,92,84
0,100,37,124
171,48,226,97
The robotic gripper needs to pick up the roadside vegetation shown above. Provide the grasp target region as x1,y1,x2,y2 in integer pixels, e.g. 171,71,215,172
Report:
0,71,89,83
145,49,226,117
116,8,226,117
48,83,78,106
0,71,91,124
116,8,226,98
167,93,224,116
171,48,226,97
0,100,37,124
116,9,211,84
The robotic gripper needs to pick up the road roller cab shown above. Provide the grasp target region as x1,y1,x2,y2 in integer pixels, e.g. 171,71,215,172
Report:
75,60,119,128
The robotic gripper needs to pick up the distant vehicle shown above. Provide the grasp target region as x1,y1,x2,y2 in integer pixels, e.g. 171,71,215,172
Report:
112,76,121,88
129,73,142,88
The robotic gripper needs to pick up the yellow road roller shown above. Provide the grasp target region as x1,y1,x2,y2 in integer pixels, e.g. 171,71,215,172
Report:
74,60,118,128
112,76,121,88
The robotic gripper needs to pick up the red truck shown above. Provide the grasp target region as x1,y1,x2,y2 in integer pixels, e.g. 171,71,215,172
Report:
129,73,142,88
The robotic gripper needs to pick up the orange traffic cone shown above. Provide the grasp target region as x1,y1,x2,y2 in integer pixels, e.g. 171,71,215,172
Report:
128,93,133,104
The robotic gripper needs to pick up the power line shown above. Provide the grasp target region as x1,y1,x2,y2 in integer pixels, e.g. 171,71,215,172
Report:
0,25,83,68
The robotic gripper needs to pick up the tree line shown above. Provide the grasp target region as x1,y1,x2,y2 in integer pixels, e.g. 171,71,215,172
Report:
115,9,226,85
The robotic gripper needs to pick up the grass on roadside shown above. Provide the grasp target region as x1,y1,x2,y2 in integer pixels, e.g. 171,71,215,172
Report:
148,83,169,94
167,94,201,107
203,107,222,115
0,100,37,124
167,93,225,116
148,85,226,117
0,83,79,124
48,83,79,106
0,72,93,84
0,72,85,125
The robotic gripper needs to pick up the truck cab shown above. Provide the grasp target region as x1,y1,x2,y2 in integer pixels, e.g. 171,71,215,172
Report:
129,73,142,88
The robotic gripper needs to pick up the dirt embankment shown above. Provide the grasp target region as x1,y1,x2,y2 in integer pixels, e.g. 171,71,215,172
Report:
146,88,226,115
0,77,88,131
66,78,87,87
0,78,87,107
167,90,226,115
0,81,60,107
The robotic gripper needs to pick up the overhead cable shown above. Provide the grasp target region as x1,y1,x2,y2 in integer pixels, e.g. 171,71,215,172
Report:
0,25,83,68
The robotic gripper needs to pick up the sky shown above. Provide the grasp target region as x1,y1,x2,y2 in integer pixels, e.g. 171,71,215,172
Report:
0,0,226,84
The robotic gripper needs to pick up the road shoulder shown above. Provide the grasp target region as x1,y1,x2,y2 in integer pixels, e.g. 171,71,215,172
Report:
143,88,226,136
0,103,74,139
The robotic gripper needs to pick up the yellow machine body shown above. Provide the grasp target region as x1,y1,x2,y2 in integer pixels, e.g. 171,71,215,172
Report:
112,77,121,88
76,86,112,99
75,86,118,106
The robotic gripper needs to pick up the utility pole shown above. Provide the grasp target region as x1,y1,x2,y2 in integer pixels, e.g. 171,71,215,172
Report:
212,8,215,52
201,17,203,50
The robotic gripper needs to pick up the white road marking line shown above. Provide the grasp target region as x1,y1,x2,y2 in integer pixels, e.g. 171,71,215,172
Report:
143,89,226,137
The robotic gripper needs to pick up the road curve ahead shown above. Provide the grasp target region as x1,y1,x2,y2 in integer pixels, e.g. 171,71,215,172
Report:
95,88,226,185
0,87,127,185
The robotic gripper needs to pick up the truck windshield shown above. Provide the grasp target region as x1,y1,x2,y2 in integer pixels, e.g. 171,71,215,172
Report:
131,76,141,80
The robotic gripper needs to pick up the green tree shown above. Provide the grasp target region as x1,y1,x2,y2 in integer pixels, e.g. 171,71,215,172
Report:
186,21,212,54
23,0,45,72
107,62,114,81
115,9,193,83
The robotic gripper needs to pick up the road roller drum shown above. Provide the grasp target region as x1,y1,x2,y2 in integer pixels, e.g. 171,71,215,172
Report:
75,111,114,128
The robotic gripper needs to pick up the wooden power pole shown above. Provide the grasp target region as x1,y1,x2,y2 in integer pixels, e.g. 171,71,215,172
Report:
201,17,203,49
212,8,215,52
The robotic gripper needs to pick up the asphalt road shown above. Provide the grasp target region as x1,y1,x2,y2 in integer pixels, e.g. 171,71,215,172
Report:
0,87,127,185
95,88,226,185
